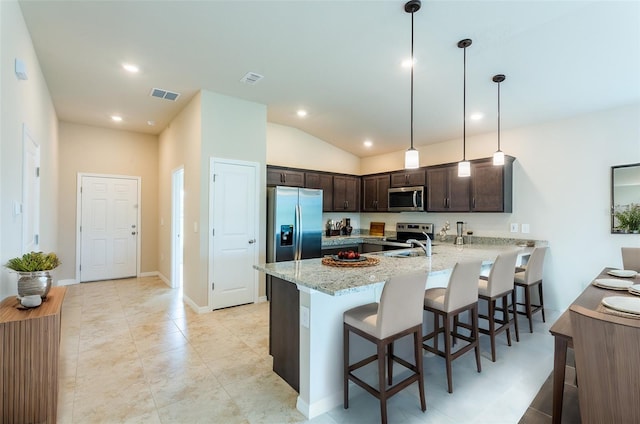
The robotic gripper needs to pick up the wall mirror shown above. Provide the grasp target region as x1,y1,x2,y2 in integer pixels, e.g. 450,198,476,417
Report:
611,163,640,233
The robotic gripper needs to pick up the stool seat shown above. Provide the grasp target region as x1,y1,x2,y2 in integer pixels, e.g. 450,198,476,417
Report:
477,250,519,362
423,288,446,310
514,247,548,333
422,260,482,393
343,302,378,337
344,272,427,424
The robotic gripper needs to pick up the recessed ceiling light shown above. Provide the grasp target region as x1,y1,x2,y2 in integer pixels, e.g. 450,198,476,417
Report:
122,63,139,73
111,115,123,122
147,120,155,126
363,140,373,148
297,110,308,118
470,113,484,121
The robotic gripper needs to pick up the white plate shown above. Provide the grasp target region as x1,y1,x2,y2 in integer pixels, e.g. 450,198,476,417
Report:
593,278,634,290
602,296,640,315
629,285,640,296
607,269,638,278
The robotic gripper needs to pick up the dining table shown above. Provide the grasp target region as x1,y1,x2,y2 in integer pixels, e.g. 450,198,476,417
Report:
548,266,640,424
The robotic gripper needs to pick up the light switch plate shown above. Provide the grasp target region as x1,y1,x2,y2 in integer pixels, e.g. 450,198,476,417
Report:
510,223,519,233
521,224,530,233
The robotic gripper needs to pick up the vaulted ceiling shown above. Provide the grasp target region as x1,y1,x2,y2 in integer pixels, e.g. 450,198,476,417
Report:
18,0,640,157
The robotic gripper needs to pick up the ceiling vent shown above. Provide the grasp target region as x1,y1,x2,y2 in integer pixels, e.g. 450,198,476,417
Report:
240,72,264,85
150,88,180,101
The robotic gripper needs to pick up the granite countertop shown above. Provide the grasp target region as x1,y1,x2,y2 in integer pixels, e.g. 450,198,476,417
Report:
322,235,408,247
254,243,536,296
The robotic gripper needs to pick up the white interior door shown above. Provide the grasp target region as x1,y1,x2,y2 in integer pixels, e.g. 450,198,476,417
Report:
79,175,139,282
172,167,184,289
22,124,40,253
210,158,259,310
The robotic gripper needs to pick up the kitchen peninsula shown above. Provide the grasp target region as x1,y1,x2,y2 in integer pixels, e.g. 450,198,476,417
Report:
254,242,539,419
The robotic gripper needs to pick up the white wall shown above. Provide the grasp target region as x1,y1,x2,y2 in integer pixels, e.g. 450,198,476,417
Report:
0,0,59,299
57,122,159,281
158,90,267,310
267,123,360,175
200,90,267,306
158,92,202,306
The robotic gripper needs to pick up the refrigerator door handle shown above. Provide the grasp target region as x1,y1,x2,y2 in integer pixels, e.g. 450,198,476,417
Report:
295,204,302,260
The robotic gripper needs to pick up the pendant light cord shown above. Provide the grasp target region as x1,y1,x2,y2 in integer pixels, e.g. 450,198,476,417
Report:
497,81,501,151
410,9,415,150
462,44,466,161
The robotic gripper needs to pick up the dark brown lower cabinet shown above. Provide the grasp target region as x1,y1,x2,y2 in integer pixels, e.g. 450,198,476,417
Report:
268,276,300,392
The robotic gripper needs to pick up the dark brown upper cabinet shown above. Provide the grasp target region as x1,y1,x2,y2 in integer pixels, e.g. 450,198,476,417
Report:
390,169,426,187
362,174,390,212
470,156,514,212
267,166,305,187
333,175,360,212
305,172,334,212
426,165,471,212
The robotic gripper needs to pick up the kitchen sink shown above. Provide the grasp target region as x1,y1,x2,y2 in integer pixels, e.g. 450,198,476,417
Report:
383,250,430,258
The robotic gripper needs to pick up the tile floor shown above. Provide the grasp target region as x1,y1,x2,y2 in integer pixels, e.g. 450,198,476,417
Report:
57,276,560,423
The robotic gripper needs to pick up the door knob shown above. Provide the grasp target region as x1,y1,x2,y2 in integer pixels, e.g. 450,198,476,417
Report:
131,232,137,235
248,239,256,244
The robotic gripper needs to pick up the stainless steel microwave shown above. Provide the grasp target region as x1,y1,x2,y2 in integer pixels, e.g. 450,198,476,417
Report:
388,186,425,212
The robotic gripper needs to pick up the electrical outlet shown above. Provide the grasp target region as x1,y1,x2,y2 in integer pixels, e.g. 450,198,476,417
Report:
510,223,519,233
521,224,530,234
300,306,310,328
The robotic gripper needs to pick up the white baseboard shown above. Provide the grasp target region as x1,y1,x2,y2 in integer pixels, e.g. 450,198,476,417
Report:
57,278,78,286
257,295,267,303
139,271,158,278
183,293,210,314
156,272,171,287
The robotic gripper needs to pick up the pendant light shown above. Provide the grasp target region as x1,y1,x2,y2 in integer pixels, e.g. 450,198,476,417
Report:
457,38,472,177
492,74,506,166
404,0,421,169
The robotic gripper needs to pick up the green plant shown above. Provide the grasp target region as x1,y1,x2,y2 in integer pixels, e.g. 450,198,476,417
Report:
4,251,60,272
615,204,640,233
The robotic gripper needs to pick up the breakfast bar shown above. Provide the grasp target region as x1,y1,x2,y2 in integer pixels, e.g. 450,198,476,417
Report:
255,243,536,419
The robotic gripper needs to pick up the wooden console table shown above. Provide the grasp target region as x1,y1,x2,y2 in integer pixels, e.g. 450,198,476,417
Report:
548,267,638,423
0,286,66,424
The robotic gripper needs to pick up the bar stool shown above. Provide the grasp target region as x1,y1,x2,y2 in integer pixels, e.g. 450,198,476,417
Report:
343,272,427,424
423,260,482,393
622,247,640,272
514,246,548,333
477,250,519,362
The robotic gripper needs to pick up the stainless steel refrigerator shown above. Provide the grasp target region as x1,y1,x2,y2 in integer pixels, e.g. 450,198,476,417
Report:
267,186,322,262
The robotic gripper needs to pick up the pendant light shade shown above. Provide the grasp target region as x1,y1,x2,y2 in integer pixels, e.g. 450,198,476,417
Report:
457,38,472,177
405,148,420,169
492,74,506,166
404,0,421,169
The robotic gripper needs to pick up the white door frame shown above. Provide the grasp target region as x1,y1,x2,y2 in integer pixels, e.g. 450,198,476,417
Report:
22,124,40,253
208,157,260,310
171,166,184,289
75,173,142,283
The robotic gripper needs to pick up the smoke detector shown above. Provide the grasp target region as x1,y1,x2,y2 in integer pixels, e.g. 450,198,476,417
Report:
150,88,180,101
240,72,264,85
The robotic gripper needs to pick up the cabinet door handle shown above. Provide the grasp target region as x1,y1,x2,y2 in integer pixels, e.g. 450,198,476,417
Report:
472,198,476,208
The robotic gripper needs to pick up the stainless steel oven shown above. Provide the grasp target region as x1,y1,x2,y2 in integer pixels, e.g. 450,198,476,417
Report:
388,186,425,212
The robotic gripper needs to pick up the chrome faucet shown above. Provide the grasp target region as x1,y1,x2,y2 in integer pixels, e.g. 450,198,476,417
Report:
407,235,432,257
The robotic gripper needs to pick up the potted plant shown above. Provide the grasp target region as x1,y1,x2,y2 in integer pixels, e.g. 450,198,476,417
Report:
615,204,640,233
5,251,60,299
